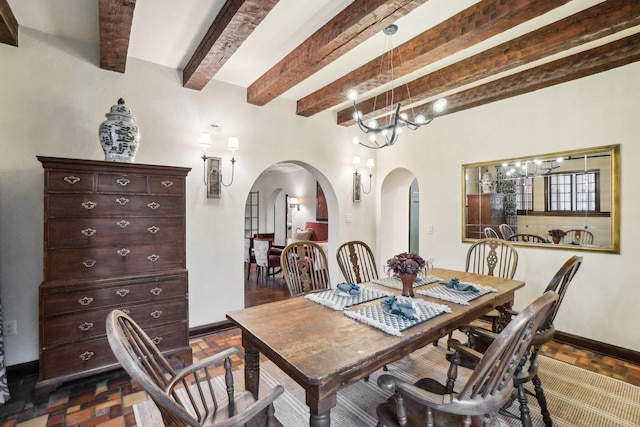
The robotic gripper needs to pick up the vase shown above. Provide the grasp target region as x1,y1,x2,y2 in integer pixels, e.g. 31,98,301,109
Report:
399,273,417,297
99,98,141,162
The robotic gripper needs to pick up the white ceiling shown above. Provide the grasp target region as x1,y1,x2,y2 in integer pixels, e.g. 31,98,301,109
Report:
8,0,630,109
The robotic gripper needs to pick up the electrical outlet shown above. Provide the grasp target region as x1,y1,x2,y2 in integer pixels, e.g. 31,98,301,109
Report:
427,224,434,234
345,213,353,223
4,320,17,336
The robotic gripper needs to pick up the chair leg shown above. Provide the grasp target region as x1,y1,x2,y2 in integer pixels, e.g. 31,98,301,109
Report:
516,383,533,427
532,374,552,427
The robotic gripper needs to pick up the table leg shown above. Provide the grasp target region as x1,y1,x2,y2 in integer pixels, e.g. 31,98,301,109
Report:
307,393,336,427
243,338,260,399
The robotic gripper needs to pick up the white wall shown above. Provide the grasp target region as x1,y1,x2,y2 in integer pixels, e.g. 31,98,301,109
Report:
374,62,640,352
1,28,638,368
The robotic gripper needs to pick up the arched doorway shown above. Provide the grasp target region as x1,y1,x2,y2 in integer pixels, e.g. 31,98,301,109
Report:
379,168,419,265
243,161,338,306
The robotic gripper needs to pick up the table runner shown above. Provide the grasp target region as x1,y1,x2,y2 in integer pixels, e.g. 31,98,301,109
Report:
416,282,496,305
344,297,451,336
371,275,442,290
305,286,393,311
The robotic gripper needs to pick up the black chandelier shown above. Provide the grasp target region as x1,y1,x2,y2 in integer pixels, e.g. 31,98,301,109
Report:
348,24,447,149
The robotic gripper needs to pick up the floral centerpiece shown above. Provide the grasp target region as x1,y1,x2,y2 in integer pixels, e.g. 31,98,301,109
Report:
386,252,425,297
386,252,426,276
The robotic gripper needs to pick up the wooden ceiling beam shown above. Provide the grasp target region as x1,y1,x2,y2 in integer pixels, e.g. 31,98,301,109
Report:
337,0,640,126
99,0,137,73
297,0,571,118
183,0,278,91
0,0,18,47
407,33,640,122
246,0,427,107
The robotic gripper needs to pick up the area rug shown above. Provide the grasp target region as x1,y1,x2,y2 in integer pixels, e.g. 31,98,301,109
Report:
134,343,640,426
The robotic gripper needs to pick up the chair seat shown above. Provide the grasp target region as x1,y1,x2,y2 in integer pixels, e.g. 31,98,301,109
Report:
376,378,500,427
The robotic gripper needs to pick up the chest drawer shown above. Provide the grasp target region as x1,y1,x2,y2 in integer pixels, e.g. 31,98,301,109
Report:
41,321,188,380
47,171,95,192
43,298,187,346
47,194,185,218
47,217,185,249
96,172,148,193
149,176,185,195
46,242,185,281
42,275,186,316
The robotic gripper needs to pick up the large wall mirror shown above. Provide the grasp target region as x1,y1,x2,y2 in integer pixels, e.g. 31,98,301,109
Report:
462,144,620,253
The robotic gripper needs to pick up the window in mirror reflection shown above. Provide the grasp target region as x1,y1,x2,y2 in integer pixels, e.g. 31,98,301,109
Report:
462,145,619,253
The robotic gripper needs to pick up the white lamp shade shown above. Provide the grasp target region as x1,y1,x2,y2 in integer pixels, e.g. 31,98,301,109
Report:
352,156,361,167
289,197,299,205
199,132,211,149
366,158,375,169
227,136,239,151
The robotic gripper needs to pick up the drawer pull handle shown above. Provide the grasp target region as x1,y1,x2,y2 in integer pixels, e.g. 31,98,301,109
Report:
116,178,131,186
81,201,97,210
116,289,130,297
147,226,160,234
147,202,160,210
78,297,94,306
79,351,95,361
116,220,130,228
116,197,129,205
79,322,94,331
152,336,163,345
150,287,163,296
81,228,97,237
64,175,81,184
117,248,131,256
151,310,163,319
82,259,96,268
120,308,131,315
147,254,160,262
161,180,174,188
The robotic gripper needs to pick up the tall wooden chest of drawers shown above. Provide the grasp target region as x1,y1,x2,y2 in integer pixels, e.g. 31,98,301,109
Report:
35,156,192,401
466,193,506,239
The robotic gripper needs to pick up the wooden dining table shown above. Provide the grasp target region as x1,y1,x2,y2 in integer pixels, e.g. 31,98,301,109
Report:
226,268,525,427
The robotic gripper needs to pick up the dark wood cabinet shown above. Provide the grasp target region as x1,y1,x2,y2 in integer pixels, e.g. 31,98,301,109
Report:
35,157,192,401
466,193,506,239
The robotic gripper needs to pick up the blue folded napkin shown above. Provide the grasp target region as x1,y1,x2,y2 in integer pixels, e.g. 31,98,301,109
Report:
336,282,360,296
382,296,418,320
439,278,478,292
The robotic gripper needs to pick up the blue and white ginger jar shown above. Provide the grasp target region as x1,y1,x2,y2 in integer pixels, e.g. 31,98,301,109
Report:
99,98,141,162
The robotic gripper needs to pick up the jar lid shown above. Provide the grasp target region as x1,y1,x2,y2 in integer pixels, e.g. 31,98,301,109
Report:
105,98,135,120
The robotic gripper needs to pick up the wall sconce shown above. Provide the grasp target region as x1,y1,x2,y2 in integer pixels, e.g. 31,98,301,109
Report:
289,197,300,211
199,125,238,198
353,156,374,202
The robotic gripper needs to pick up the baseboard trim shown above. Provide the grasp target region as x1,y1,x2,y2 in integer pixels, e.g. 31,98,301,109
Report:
553,331,640,365
8,325,639,381
189,320,236,338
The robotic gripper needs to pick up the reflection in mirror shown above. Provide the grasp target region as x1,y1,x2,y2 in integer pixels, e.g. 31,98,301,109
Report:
462,145,619,253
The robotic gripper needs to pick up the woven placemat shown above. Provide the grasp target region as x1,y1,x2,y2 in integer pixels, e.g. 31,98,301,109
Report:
305,285,393,311
344,297,451,336
416,283,496,305
371,275,442,290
